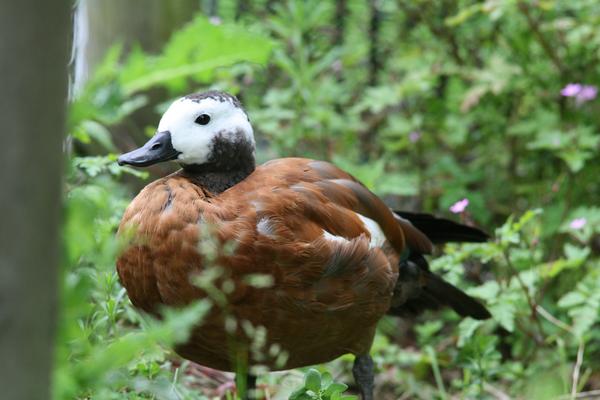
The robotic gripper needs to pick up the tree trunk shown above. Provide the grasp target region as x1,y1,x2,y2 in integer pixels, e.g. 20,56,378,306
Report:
74,0,199,89
0,1,71,399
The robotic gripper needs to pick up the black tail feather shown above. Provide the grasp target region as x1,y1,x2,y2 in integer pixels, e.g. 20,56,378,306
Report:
389,272,491,320
394,210,489,244
389,294,439,318
425,273,491,320
389,256,491,320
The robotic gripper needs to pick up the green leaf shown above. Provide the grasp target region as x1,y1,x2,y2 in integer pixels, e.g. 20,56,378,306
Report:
445,4,483,26
491,301,516,332
121,15,274,94
323,382,349,396
541,244,589,277
77,120,116,151
558,291,586,308
457,318,484,347
289,387,308,400
377,173,419,196
467,281,500,301
558,276,600,338
304,369,322,392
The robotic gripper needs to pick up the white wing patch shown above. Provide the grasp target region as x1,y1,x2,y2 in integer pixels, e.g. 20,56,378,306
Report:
356,214,386,248
322,230,350,244
257,217,276,238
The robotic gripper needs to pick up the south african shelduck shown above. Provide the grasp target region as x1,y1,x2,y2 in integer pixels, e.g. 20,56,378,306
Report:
116,91,491,400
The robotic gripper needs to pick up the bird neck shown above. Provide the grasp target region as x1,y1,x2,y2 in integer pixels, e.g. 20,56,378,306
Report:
180,165,255,194
179,141,256,194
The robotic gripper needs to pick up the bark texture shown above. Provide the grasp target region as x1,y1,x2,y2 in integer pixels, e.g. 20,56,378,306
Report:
0,1,71,399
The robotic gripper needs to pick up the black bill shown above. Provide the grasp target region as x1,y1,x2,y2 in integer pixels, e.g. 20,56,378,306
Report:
117,131,180,167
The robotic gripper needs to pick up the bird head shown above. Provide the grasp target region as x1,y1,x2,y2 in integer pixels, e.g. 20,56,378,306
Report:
118,91,255,170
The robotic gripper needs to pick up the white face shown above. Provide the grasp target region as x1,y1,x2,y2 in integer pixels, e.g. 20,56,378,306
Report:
158,96,255,165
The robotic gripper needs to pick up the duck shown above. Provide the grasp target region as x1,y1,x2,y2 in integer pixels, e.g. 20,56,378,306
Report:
116,90,491,400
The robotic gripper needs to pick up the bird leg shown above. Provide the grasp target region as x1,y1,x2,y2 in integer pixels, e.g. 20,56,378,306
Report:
235,372,257,400
352,354,374,400
247,374,257,400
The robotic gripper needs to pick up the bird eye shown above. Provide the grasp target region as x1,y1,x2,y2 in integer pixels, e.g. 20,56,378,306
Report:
195,114,211,125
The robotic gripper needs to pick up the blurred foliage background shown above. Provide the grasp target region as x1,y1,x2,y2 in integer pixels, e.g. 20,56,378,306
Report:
59,0,600,399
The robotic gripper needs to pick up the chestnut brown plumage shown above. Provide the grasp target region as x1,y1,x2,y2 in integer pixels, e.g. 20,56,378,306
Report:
116,91,490,400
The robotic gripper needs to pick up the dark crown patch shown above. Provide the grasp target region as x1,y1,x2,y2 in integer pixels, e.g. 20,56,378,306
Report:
184,91,243,109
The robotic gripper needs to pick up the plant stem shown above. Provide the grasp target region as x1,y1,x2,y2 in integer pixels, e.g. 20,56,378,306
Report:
502,250,545,343
535,305,585,399
368,0,382,86
517,1,565,75
426,346,447,400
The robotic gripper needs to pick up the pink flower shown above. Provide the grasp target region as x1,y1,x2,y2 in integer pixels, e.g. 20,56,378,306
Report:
577,86,597,103
409,131,421,143
561,83,582,97
569,217,587,230
449,198,469,214
560,83,597,104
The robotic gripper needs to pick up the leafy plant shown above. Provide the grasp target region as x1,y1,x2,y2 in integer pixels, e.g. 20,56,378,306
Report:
56,0,600,398
290,369,356,400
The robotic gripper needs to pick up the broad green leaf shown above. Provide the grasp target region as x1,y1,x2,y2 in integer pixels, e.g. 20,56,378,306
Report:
121,15,274,94
304,369,322,392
